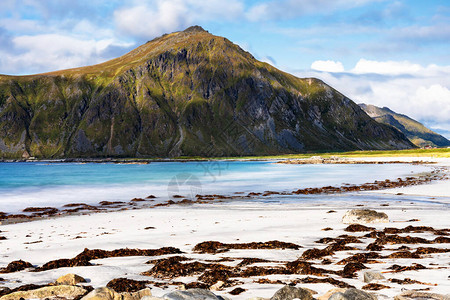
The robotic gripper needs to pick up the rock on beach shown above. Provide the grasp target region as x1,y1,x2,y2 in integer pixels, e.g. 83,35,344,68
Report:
270,285,314,300
342,209,389,224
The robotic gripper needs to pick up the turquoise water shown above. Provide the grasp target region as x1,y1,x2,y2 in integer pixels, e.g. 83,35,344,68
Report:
0,161,431,213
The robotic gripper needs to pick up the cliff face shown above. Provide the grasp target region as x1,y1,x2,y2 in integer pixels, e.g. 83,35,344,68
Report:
0,26,414,159
360,104,450,148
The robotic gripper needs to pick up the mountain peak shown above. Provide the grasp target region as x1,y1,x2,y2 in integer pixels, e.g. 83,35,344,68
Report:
183,25,208,33
0,28,416,159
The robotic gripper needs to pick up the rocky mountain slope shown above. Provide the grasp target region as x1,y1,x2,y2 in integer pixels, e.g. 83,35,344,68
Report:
359,104,450,148
0,26,414,159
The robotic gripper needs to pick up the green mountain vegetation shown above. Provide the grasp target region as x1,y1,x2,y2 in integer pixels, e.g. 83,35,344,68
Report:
359,104,450,148
0,26,414,159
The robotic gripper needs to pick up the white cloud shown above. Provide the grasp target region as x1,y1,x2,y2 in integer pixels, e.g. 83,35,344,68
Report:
411,85,450,122
311,60,345,72
114,0,244,39
0,2,129,75
0,0,247,74
72,19,115,39
113,0,381,39
351,59,434,75
0,18,45,33
14,34,96,57
1,34,131,74
114,1,190,40
363,80,450,124
292,59,450,138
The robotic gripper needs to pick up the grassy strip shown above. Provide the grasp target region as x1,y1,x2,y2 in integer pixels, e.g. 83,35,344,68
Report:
174,148,450,160
13,148,448,162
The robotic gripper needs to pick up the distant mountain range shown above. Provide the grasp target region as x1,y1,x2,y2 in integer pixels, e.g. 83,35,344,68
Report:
359,104,450,148
0,26,414,159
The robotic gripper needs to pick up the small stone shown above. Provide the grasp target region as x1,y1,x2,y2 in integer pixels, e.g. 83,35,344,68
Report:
163,288,221,300
342,209,388,224
229,287,246,295
81,287,116,300
328,288,377,300
363,271,385,283
270,285,313,300
209,281,224,291
394,291,450,300
55,273,87,285
81,287,152,300
317,288,347,300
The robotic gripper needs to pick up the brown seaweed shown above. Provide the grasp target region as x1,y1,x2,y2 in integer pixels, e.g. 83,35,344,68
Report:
193,240,301,254
106,278,149,293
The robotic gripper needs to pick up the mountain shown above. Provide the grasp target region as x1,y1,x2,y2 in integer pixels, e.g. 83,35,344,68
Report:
359,104,450,148
0,26,414,159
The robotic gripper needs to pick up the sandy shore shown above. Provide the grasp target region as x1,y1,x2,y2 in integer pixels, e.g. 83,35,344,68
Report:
0,157,449,299
366,157,450,198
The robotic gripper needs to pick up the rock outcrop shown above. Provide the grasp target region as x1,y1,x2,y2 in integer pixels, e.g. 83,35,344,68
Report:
0,26,414,159
0,285,88,300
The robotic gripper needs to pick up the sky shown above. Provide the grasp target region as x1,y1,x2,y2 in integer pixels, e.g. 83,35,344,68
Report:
0,0,449,138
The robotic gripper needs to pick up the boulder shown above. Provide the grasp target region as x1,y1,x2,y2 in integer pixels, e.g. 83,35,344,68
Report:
163,288,222,300
342,209,388,224
328,288,377,300
363,271,385,283
317,288,347,300
0,285,88,300
81,287,152,300
394,291,450,300
55,273,87,285
270,285,314,300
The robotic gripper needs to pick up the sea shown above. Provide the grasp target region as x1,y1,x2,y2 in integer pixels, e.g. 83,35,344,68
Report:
0,161,436,213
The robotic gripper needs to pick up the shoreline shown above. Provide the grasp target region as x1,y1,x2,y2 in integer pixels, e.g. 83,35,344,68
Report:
0,161,447,225
0,156,449,299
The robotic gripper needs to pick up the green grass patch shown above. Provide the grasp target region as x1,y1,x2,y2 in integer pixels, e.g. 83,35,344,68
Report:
173,148,450,160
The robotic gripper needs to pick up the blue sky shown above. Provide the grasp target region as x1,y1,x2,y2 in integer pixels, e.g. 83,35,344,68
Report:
0,0,449,138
